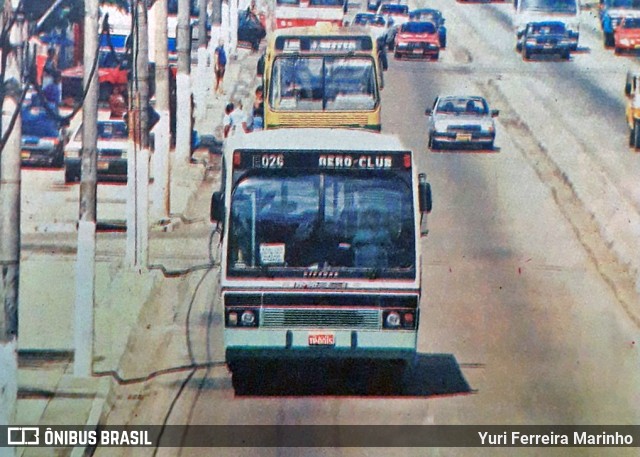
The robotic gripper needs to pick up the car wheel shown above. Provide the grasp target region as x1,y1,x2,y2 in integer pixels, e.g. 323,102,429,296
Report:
516,40,523,52
52,145,64,168
440,33,447,48
433,51,440,61
64,166,79,184
629,125,635,147
562,50,570,60
614,46,621,55
634,120,640,148
523,48,531,61
394,51,400,59
485,140,495,150
428,134,433,149
604,32,614,48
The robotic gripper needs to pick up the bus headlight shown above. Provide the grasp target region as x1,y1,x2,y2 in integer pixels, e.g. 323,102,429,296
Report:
384,311,401,328
383,310,417,329
226,309,259,327
241,310,256,326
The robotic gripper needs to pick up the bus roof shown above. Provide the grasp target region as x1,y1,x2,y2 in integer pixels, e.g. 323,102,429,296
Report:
269,24,375,46
224,129,407,153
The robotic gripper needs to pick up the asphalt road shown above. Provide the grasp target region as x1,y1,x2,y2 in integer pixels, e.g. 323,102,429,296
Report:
37,1,640,455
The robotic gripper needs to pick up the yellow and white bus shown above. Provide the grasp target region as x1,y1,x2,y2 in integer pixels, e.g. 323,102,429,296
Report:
261,25,385,131
210,129,433,392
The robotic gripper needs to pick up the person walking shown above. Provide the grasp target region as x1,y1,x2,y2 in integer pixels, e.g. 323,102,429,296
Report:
42,47,59,88
252,85,264,131
214,40,227,96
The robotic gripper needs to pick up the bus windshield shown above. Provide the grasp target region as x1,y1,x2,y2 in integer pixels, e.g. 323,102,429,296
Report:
269,56,377,111
228,172,415,277
519,0,577,13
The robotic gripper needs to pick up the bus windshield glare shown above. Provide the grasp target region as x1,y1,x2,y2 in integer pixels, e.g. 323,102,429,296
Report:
519,0,577,13
269,56,377,111
228,172,415,277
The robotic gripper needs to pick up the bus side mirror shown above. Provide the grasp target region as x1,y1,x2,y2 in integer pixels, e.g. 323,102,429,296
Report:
491,109,499,117
418,173,432,213
211,191,225,224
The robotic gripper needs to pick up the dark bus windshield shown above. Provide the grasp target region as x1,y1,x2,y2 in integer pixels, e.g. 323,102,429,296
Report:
519,0,577,13
228,171,415,278
270,56,378,111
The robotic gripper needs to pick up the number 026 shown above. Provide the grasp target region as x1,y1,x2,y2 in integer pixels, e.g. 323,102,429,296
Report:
261,154,284,168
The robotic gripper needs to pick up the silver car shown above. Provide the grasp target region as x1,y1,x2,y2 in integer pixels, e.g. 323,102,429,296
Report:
425,95,499,150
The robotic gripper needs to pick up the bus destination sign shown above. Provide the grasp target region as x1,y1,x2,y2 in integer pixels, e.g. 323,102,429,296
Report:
276,35,373,52
242,150,408,170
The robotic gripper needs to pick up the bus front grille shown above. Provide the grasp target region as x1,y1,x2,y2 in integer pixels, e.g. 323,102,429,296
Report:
276,113,371,128
262,308,380,329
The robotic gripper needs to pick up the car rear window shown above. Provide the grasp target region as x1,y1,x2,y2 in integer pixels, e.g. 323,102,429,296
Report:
401,21,436,33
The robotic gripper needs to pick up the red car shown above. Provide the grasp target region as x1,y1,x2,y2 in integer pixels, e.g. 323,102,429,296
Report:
61,49,129,104
614,16,640,54
393,21,441,59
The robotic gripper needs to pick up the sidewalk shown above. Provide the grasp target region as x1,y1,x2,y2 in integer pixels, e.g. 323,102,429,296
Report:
15,45,262,457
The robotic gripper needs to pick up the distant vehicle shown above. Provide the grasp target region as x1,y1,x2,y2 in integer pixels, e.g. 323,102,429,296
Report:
21,101,66,168
393,21,440,59
521,21,572,60
238,9,267,51
273,0,347,29
425,95,499,150
377,3,410,26
64,117,129,183
410,8,446,48
514,0,580,51
367,0,382,11
624,69,640,148
61,48,129,104
600,0,640,48
350,13,390,67
614,15,640,53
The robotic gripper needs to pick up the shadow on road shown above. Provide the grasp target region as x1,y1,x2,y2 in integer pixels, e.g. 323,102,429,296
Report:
231,353,472,397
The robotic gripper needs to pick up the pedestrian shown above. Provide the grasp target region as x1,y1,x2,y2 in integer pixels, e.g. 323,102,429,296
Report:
42,47,60,89
230,100,250,135
223,102,234,138
108,85,127,119
252,85,264,131
214,40,227,96
43,74,62,112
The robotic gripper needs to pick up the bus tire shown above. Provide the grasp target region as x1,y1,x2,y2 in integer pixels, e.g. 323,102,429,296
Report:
634,120,640,148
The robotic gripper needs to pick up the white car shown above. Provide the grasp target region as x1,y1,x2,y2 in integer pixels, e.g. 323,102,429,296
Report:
64,114,129,183
426,95,499,150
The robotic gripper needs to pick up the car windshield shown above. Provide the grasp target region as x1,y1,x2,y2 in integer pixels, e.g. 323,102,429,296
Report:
622,17,640,27
410,10,438,21
270,56,377,111
380,4,408,14
98,122,128,139
401,21,436,33
228,172,415,275
22,107,59,137
309,0,344,5
520,0,577,13
436,97,488,115
606,0,640,7
531,23,565,33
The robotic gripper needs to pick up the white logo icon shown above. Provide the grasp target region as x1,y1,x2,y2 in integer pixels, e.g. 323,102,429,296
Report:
7,427,40,446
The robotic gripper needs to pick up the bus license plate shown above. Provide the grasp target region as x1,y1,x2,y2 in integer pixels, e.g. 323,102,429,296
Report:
456,133,472,142
97,161,109,170
308,333,335,346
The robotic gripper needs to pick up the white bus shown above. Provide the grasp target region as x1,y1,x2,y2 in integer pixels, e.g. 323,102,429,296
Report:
210,129,432,391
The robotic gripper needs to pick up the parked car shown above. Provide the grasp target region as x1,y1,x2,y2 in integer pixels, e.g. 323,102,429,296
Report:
238,9,266,51
21,98,67,168
614,15,640,53
426,96,499,150
64,116,129,183
393,21,440,59
600,0,640,48
521,21,572,60
409,8,446,48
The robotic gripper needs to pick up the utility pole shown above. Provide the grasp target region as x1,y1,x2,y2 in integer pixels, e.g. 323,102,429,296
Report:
176,0,192,163
151,0,171,222
210,0,222,46
127,0,150,269
198,0,207,48
229,0,238,55
74,0,99,377
0,0,21,443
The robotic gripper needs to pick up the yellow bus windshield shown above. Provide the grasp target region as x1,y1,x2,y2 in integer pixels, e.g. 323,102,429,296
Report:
269,55,378,112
